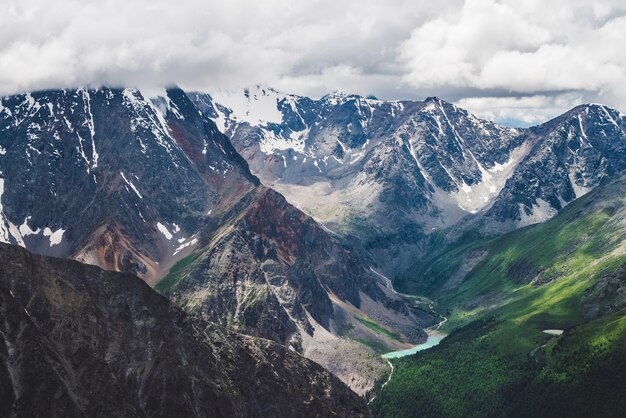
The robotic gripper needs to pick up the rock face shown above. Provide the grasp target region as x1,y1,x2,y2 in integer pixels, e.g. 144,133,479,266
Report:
191,87,626,276
0,242,368,417
483,104,626,231
157,184,428,394
0,87,424,394
0,87,257,280
191,88,526,276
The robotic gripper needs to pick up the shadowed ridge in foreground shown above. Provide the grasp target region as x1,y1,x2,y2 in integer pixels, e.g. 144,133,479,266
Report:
0,242,368,417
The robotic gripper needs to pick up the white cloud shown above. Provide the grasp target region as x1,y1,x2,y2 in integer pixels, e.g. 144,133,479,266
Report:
400,0,553,88
0,0,434,94
457,93,586,126
0,0,625,125
399,0,626,119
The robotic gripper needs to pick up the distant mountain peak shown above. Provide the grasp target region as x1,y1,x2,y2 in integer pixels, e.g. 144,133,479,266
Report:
192,87,625,277
320,90,366,105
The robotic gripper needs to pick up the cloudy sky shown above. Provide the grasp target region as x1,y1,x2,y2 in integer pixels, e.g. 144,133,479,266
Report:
1,0,625,126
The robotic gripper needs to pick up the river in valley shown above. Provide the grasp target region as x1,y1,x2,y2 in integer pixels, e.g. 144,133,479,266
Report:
369,267,448,359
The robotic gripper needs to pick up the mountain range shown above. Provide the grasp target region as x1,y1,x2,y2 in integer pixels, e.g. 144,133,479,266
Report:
1,83,625,415
0,87,430,395
192,86,626,277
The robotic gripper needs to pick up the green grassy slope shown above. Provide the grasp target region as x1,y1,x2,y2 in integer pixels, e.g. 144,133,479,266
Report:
154,252,201,295
403,175,626,332
370,310,626,417
371,175,626,417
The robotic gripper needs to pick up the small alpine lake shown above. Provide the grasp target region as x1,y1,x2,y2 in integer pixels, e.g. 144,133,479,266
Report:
382,333,446,359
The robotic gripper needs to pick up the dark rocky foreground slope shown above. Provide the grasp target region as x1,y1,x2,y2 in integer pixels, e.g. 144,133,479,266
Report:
0,242,368,417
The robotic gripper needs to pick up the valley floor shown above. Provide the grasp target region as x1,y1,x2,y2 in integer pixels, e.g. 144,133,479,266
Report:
369,178,626,417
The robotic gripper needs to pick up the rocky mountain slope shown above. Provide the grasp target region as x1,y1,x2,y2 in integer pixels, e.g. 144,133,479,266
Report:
483,103,626,231
192,87,626,276
0,87,256,280
154,184,433,393
0,87,426,393
0,242,368,417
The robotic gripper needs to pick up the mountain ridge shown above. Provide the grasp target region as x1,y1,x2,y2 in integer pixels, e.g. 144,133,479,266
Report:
192,86,626,277
0,241,368,417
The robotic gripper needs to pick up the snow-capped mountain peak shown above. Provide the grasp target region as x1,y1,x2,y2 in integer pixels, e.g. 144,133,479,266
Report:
206,85,298,128
191,88,626,276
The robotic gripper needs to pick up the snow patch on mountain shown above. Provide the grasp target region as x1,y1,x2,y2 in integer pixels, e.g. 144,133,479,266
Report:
43,227,65,246
156,222,173,240
0,180,27,246
123,88,179,159
79,88,99,170
259,128,306,154
518,198,559,227
0,184,65,248
145,88,185,121
598,104,621,129
0,178,11,243
209,86,285,126
173,237,198,256
120,171,143,199
19,216,40,237
450,141,532,213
